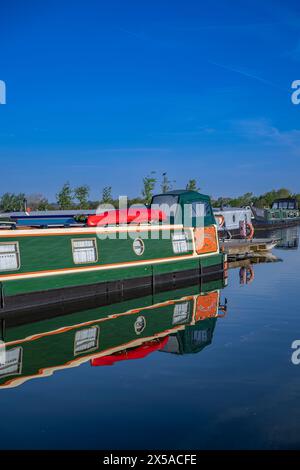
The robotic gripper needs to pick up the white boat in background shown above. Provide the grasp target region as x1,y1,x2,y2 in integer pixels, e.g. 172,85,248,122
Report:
213,207,253,238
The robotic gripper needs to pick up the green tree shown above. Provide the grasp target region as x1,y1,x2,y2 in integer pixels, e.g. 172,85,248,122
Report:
254,198,268,208
211,196,233,208
228,192,254,207
0,192,26,212
56,182,73,209
0,193,14,211
239,192,253,206
37,198,50,210
74,185,90,209
254,188,292,208
142,172,156,204
276,188,292,199
101,186,113,204
186,179,199,191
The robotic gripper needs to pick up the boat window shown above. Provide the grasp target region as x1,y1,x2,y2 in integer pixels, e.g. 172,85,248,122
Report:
0,243,20,271
172,302,190,325
133,238,145,256
205,201,212,216
151,195,179,219
272,201,295,210
0,347,22,378
134,316,146,335
192,202,203,217
74,326,99,355
172,231,189,253
193,329,208,345
72,239,98,264
151,194,182,223
151,194,179,208
190,201,212,217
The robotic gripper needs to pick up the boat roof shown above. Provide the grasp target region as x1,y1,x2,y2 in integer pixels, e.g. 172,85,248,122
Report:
273,197,297,203
153,190,210,200
161,189,195,195
1,209,96,217
213,207,251,212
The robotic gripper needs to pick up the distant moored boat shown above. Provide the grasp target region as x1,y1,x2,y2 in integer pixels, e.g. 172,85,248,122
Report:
251,198,300,230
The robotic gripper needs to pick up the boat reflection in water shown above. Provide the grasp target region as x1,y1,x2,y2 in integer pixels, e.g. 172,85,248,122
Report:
273,226,299,250
258,226,299,250
228,253,282,286
0,276,228,389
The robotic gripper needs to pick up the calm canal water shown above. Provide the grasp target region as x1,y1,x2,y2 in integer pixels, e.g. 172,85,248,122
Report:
0,226,300,450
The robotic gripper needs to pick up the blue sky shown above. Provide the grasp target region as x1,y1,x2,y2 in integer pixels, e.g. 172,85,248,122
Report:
1,0,300,200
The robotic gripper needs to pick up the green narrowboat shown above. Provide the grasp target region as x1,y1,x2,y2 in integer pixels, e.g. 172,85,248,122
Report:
0,190,226,312
0,277,227,389
252,197,300,230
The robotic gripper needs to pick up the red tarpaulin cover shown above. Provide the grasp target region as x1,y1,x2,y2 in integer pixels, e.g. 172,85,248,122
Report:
90,337,169,367
87,208,167,227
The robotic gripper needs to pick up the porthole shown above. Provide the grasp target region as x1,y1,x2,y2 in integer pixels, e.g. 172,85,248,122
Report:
134,316,146,335
133,238,145,256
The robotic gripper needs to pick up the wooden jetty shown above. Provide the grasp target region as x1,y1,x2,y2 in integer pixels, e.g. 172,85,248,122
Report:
220,238,279,260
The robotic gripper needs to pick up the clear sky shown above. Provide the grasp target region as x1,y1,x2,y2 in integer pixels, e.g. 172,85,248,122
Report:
1,0,300,200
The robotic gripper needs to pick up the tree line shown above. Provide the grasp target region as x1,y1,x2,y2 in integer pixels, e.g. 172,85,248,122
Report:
211,188,300,209
0,173,199,212
0,177,299,213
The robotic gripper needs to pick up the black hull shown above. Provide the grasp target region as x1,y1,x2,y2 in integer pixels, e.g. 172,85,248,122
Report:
0,262,226,318
253,219,300,230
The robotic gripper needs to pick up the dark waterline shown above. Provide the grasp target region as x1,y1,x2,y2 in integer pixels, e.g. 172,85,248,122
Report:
0,226,300,450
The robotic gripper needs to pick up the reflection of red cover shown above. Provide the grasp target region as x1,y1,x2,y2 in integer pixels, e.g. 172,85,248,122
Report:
91,337,169,367
87,208,166,227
